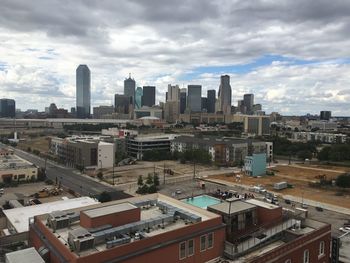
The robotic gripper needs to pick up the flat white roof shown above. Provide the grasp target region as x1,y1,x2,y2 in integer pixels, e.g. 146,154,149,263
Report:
5,247,44,263
4,197,99,233
245,199,280,209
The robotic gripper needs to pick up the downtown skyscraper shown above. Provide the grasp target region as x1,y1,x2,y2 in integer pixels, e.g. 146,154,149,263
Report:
142,86,156,107
124,74,136,106
218,75,232,114
187,85,202,112
76,65,91,118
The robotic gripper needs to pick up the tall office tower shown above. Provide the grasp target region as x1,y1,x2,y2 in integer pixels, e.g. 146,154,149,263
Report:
0,98,15,118
76,65,91,119
167,84,180,101
142,86,156,107
124,74,136,106
218,75,232,114
243,94,254,114
179,88,187,114
207,90,216,113
115,94,132,114
187,85,202,112
201,97,208,112
135,87,143,109
320,111,332,121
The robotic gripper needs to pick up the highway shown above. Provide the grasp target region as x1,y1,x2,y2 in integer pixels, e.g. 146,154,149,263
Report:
9,146,130,200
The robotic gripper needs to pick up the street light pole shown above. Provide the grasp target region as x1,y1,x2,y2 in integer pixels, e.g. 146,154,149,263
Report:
112,163,115,186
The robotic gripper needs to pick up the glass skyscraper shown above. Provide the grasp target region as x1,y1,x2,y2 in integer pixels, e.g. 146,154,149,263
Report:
218,75,232,114
142,86,156,107
207,90,216,113
76,64,91,119
187,85,202,112
0,98,15,118
124,74,136,106
135,87,143,109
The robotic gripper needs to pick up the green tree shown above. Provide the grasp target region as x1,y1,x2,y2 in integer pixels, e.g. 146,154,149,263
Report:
153,175,160,187
336,174,350,188
146,174,153,185
137,175,143,187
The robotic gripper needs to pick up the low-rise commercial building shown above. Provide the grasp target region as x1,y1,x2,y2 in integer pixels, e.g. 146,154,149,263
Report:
92,106,114,119
126,134,178,160
0,149,38,183
310,120,338,131
28,193,225,263
244,153,267,177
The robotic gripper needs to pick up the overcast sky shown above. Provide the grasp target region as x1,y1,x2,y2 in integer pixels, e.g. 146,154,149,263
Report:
0,0,350,115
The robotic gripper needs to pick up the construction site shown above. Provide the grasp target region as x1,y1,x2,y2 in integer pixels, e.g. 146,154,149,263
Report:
86,160,222,185
211,163,350,209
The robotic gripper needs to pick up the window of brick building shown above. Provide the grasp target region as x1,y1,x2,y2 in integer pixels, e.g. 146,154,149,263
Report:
303,249,309,263
188,239,194,256
208,233,214,249
319,241,325,257
179,241,186,260
200,235,206,251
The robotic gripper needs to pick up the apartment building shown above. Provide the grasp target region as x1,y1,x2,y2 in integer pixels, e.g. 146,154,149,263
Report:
0,148,38,183
171,136,269,166
49,136,113,168
292,131,348,144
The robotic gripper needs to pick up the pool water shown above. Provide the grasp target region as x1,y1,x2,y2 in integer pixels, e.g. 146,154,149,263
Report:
183,195,221,209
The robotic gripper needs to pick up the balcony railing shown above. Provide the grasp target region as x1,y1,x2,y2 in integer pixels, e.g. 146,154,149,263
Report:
224,218,297,259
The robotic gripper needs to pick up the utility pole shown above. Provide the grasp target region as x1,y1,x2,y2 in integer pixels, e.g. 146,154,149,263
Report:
112,163,115,185
163,163,166,185
193,160,196,180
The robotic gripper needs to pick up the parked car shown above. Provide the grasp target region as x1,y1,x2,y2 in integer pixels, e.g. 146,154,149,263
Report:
315,206,323,212
284,199,291,204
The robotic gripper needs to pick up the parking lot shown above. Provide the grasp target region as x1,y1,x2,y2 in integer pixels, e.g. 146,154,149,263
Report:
0,182,75,207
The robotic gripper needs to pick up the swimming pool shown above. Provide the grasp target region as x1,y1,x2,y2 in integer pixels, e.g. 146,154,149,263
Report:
182,195,221,209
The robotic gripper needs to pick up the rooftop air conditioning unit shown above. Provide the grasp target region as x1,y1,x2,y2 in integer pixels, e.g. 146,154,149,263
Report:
68,227,95,252
48,211,70,231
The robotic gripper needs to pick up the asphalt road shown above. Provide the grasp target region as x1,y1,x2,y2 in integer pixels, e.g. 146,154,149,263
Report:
9,146,130,200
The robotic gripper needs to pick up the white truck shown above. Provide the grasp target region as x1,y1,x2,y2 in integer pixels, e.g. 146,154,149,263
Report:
274,181,288,190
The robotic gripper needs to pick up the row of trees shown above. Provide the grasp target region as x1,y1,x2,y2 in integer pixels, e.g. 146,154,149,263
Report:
317,144,350,162
271,136,318,160
142,149,212,165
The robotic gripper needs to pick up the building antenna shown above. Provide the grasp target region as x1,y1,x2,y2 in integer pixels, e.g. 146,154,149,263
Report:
129,73,131,79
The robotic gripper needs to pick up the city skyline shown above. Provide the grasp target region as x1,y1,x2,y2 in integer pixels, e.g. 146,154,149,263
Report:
0,1,350,115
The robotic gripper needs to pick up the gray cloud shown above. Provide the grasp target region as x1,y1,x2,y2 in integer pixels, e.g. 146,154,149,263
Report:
0,0,350,114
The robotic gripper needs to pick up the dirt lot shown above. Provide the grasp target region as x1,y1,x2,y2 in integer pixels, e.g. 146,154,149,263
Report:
88,160,218,185
212,164,350,209
17,136,50,153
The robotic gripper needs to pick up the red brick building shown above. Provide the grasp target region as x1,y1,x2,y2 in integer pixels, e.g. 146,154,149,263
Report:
208,198,331,263
29,193,225,263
